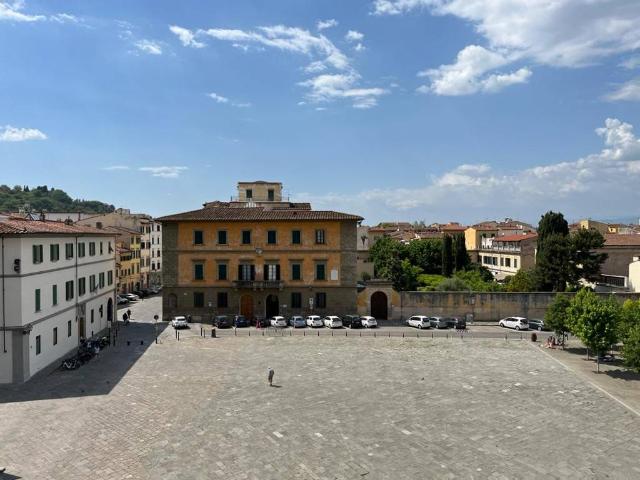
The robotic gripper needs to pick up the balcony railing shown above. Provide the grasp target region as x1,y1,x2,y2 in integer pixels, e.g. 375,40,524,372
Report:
233,280,284,290
479,243,521,253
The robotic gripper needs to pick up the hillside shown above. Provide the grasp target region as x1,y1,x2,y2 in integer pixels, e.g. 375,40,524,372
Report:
0,185,115,214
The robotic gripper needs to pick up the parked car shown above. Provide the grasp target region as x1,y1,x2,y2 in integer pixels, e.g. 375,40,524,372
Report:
446,317,467,329
270,316,287,328
124,293,139,301
342,315,358,328
234,315,249,328
407,315,431,329
306,315,323,328
361,316,378,328
343,315,363,329
289,316,306,328
324,316,343,328
498,316,529,330
527,318,547,331
255,317,270,328
149,285,162,294
171,316,188,329
116,295,129,305
214,315,232,328
132,290,148,298
429,316,449,329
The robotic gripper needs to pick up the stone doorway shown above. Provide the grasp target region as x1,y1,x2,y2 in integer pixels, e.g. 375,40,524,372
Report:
240,294,254,320
265,294,279,319
371,291,388,320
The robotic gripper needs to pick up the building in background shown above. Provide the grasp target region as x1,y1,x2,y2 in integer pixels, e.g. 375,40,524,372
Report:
595,234,640,290
0,217,116,384
78,208,161,289
477,233,538,280
158,181,362,321
104,226,142,294
465,219,536,264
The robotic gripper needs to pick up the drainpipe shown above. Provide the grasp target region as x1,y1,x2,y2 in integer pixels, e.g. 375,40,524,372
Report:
2,236,6,353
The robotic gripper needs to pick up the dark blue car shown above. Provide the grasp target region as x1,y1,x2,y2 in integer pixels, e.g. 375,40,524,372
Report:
234,315,249,327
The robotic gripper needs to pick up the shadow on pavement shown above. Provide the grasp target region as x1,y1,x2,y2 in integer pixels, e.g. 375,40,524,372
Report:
605,369,640,382
0,469,21,479
0,321,167,404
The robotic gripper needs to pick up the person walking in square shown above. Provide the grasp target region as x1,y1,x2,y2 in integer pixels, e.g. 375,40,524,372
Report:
267,367,274,387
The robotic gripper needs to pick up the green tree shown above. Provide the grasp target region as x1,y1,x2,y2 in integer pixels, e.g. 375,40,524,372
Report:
441,235,453,277
544,294,572,340
537,211,569,249
622,325,640,372
437,277,469,291
369,236,405,279
619,299,640,341
567,289,620,369
505,269,538,292
535,233,572,291
453,234,470,271
394,259,422,291
405,238,442,274
454,269,502,291
569,228,607,285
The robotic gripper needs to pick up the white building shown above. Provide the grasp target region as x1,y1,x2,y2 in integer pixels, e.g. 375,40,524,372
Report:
629,257,640,293
0,218,117,384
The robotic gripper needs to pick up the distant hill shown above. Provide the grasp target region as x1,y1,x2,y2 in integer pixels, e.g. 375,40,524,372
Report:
0,185,115,214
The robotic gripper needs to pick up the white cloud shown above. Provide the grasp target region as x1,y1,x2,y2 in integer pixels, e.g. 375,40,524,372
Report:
375,0,640,95
621,56,640,70
299,73,389,109
0,1,44,22
169,25,205,48
317,19,338,31
102,165,130,171
345,30,364,42
418,45,531,95
299,118,640,222
354,43,366,52
0,125,47,142
207,92,251,108
139,166,188,179
134,39,163,55
605,78,640,102
199,25,351,71
50,13,79,24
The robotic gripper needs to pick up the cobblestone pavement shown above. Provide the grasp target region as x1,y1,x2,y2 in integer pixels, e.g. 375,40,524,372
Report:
0,297,639,479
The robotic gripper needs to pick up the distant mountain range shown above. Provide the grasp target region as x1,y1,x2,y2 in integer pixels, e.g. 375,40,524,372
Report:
0,185,115,215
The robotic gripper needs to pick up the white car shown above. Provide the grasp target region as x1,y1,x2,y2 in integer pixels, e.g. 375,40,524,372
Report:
124,293,139,301
270,316,287,328
116,295,129,305
361,316,378,328
306,315,323,328
323,316,343,328
498,316,529,331
171,316,188,329
407,315,431,329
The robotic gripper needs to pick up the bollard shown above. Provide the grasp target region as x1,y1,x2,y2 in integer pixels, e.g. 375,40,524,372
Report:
304,330,305,336
127,340,130,346
318,330,319,337
345,330,347,337
360,331,362,337
140,340,144,345
249,330,251,337
402,332,405,338
290,330,292,337
505,334,508,341
262,330,264,337
388,332,390,338
201,327,203,337
332,331,334,337
374,332,376,338
177,331,180,341
235,329,237,336
432,332,434,338
211,328,216,338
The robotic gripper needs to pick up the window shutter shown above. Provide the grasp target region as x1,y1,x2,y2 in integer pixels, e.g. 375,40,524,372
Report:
276,264,281,280
250,265,256,280
238,264,242,280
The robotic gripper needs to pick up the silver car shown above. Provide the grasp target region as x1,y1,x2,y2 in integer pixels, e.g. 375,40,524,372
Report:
429,316,449,329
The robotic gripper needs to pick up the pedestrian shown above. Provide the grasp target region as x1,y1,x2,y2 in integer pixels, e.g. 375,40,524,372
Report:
267,367,274,386
122,312,129,325
127,308,132,320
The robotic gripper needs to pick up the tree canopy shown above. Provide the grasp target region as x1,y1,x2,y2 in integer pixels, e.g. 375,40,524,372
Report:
0,185,115,214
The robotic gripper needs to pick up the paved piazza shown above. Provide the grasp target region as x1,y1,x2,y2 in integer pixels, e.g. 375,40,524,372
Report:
1,298,639,479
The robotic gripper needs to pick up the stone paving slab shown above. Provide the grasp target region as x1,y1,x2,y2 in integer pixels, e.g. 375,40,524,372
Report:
1,308,639,479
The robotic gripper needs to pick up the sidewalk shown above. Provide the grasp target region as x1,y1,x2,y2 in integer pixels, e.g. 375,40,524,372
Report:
533,338,640,417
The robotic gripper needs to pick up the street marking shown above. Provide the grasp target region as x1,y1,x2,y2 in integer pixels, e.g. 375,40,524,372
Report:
273,431,283,438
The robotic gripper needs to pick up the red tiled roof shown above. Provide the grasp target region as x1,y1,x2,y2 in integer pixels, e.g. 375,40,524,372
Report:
0,218,115,236
493,233,538,242
604,234,640,246
157,206,363,222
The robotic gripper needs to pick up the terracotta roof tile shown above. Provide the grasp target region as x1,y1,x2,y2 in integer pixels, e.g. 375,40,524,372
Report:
0,218,115,236
157,206,363,222
493,233,538,242
604,234,640,246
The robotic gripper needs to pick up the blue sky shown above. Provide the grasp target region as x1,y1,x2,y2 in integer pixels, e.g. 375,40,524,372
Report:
1,0,640,225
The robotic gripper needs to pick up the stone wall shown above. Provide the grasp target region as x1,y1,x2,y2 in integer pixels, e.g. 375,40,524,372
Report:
358,287,640,321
